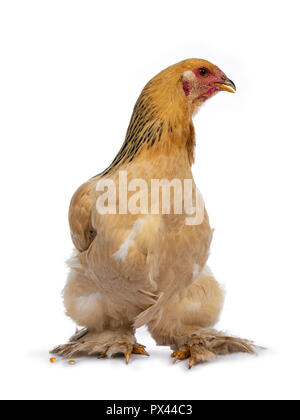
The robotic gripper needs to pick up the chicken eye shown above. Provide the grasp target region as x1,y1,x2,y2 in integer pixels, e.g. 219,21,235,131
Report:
198,67,208,76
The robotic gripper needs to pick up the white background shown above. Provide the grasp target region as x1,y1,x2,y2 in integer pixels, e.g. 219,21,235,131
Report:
0,0,299,401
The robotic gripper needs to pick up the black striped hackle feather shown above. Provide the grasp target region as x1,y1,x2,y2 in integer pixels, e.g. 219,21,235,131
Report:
100,85,164,177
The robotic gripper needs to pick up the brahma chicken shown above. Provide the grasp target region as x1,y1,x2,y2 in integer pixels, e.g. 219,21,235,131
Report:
52,59,255,368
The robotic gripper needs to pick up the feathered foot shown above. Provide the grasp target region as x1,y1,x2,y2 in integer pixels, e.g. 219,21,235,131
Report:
51,328,149,364
171,328,256,369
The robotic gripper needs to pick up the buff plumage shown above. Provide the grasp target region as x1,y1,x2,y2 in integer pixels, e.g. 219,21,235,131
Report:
51,59,256,367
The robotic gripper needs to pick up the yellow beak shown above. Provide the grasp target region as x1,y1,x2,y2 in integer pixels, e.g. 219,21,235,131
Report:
214,79,236,93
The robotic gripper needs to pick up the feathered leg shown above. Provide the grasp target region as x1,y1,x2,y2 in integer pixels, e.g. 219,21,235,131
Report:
51,255,149,363
148,266,256,368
